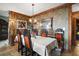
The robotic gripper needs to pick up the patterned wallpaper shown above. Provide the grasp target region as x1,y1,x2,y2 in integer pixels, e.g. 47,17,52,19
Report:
8,11,30,45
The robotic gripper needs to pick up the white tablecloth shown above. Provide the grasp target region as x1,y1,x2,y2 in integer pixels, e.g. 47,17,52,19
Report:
31,36,58,56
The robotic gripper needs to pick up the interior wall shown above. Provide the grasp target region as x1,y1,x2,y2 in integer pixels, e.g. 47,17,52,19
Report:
54,8,69,50
33,7,69,50
8,11,30,45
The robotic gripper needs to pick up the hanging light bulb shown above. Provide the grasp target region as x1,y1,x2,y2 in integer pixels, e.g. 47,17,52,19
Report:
29,4,37,24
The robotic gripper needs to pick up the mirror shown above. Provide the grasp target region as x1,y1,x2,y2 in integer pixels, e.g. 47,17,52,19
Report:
40,18,53,37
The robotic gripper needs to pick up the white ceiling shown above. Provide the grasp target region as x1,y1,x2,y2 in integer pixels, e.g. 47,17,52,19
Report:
72,3,79,12
0,3,64,17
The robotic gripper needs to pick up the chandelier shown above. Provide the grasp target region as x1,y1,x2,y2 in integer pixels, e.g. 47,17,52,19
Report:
29,4,37,23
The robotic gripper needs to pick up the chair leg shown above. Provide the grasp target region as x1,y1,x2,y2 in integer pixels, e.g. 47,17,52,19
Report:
21,48,23,55
25,48,33,56
30,50,33,56
21,45,24,55
18,45,20,52
25,48,27,56
32,51,34,56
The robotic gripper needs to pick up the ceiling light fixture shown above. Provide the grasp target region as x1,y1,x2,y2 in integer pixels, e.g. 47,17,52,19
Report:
29,4,37,23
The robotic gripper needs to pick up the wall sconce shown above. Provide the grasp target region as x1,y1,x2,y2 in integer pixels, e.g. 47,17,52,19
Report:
34,19,37,23
29,18,32,23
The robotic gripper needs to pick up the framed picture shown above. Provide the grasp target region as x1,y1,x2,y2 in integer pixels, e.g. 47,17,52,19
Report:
17,20,27,29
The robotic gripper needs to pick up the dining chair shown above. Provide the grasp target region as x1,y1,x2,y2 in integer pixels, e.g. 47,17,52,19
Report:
41,32,47,37
21,29,37,56
41,29,48,37
17,29,22,52
56,33,63,48
17,29,25,55
24,36,33,56
55,28,64,53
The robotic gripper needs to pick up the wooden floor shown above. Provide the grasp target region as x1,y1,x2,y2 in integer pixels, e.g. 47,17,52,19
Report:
0,44,21,56
0,41,79,56
72,40,79,56
61,40,79,56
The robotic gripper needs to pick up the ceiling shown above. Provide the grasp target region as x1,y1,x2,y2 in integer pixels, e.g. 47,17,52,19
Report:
0,3,64,17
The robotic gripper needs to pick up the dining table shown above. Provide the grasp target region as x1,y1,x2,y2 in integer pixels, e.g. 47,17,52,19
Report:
31,36,58,56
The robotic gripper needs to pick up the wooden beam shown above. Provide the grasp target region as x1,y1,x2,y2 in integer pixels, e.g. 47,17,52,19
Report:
68,4,72,51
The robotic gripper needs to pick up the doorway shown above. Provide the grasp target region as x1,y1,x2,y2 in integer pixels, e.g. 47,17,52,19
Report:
72,11,79,48
76,19,79,47
71,12,79,55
